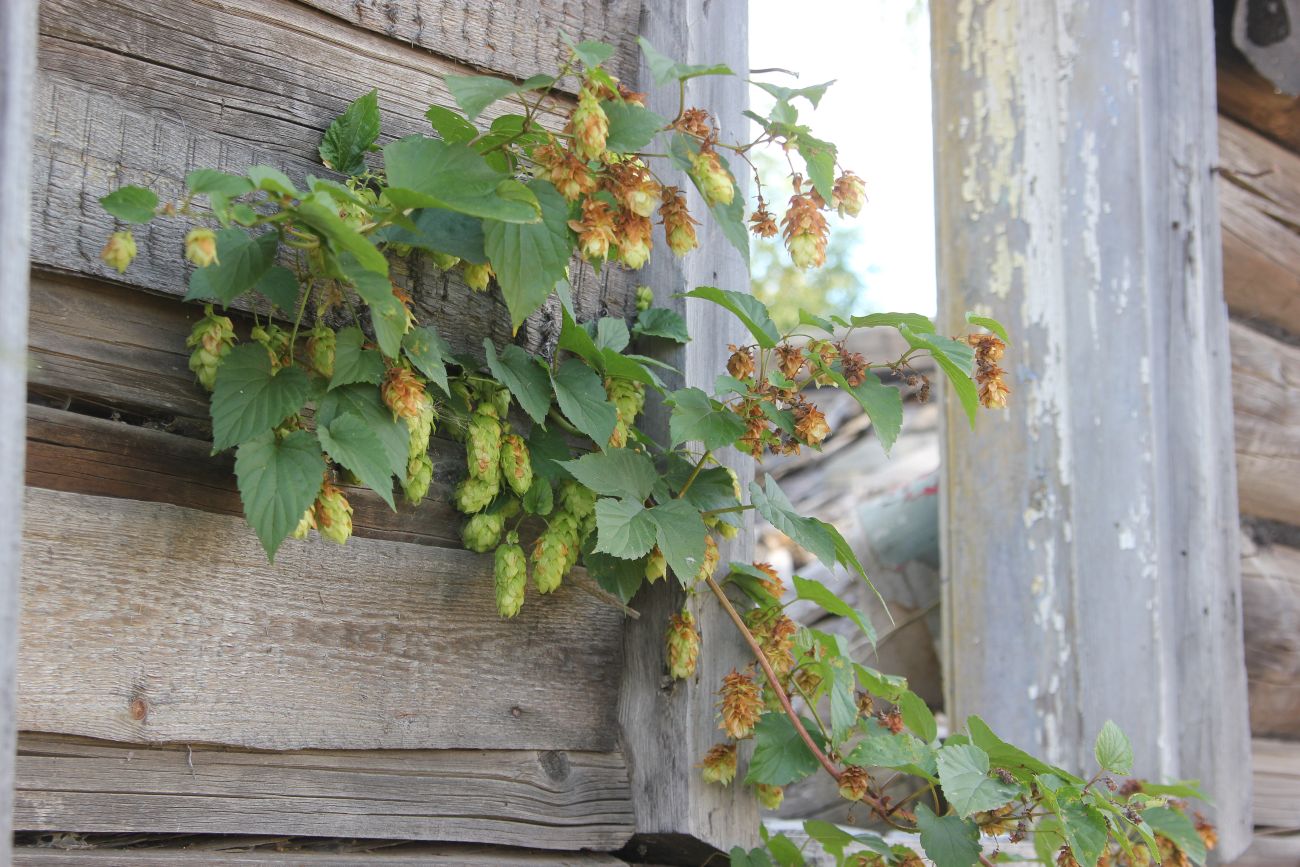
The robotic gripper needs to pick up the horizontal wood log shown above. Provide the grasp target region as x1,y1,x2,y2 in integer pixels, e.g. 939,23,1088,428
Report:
296,0,641,87
33,0,632,358
1231,835,1300,867
13,733,634,852
1217,51,1300,156
18,487,625,752
25,404,466,549
1252,737,1300,830
1218,115,1300,336
1241,536,1300,739
14,843,627,865
1231,321,1300,525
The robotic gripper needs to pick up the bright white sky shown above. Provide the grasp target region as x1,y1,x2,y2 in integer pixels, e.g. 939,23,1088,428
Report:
748,0,937,315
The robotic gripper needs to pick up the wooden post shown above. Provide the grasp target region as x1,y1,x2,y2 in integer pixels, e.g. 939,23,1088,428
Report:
932,0,1253,860
617,0,759,860
0,0,38,858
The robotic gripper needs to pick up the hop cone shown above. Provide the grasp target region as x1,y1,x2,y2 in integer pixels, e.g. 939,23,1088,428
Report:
700,743,737,786
494,532,528,618
315,483,353,545
499,433,533,497
463,511,505,553
635,285,654,312
305,323,336,379
454,477,498,514
402,452,433,506
289,506,316,540
431,251,460,271
644,547,667,583
100,230,137,273
692,535,720,584
185,304,236,391
717,670,762,739
557,480,597,536
837,765,871,802
570,84,609,161
604,378,644,448
467,405,502,486
406,396,437,460
531,516,577,594
666,609,701,680
753,783,784,810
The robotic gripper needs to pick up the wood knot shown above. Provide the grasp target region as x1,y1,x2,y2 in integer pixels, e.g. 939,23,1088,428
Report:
510,705,523,718
539,750,570,782
129,698,148,722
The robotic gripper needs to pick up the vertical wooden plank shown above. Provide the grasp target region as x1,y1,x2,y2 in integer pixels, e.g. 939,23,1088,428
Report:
0,0,38,859
617,1,759,859
932,0,1252,859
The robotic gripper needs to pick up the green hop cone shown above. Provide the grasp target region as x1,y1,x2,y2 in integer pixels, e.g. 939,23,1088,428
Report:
315,484,353,545
716,521,739,540
635,285,654,312
100,230,137,273
700,743,737,786
289,506,316,540
499,433,533,497
430,251,461,271
494,532,528,618
753,783,784,810
645,547,667,583
454,476,498,514
605,377,645,447
463,262,494,292
305,322,336,379
666,609,700,680
557,480,597,523
467,405,502,486
402,452,433,505
251,323,291,369
463,511,505,553
531,518,577,594
185,304,236,391
406,396,437,460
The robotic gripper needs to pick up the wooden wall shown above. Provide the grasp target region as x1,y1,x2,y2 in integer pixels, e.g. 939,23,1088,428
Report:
13,0,684,860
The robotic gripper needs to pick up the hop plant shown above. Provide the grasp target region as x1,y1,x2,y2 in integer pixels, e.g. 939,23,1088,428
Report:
463,261,494,292
402,452,434,505
382,365,428,421
305,322,336,379
184,227,218,267
289,506,317,540
605,377,645,448
314,482,353,545
431,251,460,271
645,547,667,583
752,783,784,810
570,83,609,161
462,511,505,553
666,609,701,679
454,477,498,514
659,186,700,256
832,170,867,217
467,405,503,486
693,535,720,584
499,433,533,497
407,395,437,459
100,230,137,273
782,190,829,269
531,515,577,594
251,323,292,369
717,669,762,739
837,765,871,802
186,304,237,391
700,742,737,786
635,285,654,312
494,532,528,618
690,148,735,206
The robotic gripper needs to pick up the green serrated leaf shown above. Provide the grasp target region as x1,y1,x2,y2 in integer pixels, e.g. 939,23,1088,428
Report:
633,307,690,343
593,497,656,559
850,312,935,333
897,689,938,743
330,327,385,390
915,803,981,867
802,820,856,860
582,538,645,603
935,744,1021,817
600,349,662,389
848,730,935,772
745,713,826,786
186,169,253,200
444,74,550,121
561,448,658,501
317,412,396,508
319,89,381,176
682,286,778,347
636,36,734,84
900,324,980,428
1060,801,1110,867
647,498,707,585
100,185,158,223
483,340,550,423
558,306,602,366
793,575,875,645
966,312,1010,343
602,101,667,153
373,207,487,264
402,325,451,394
339,254,406,358
560,32,615,68
750,477,837,568
593,317,630,352
796,135,837,203
527,423,572,482
247,165,298,197
425,104,479,143
523,476,553,515
798,308,836,333
254,266,299,311
317,384,407,478
484,179,572,331
1094,720,1134,776
210,344,310,452
383,136,539,223
966,715,1073,782
667,387,746,451
1143,807,1207,865
829,661,857,744
185,229,279,305
296,193,388,276
234,430,325,561
551,358,618,446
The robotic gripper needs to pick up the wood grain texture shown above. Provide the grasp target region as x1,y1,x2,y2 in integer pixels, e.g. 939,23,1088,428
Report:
18,487,625,752
1252,737,1300,831
1232,321,1300,525
932,1,1252,857
1,0,40,860
615,1,759,858
12,733,634,851
1218,115,1300,337
1241,536,1300,740
1218,52,1300,155
32,0,633,359
14,843,627,865
296,0,641,86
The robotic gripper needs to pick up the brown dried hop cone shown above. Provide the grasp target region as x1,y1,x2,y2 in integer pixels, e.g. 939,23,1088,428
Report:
659,185,700,257
467,405,503,487
752,783,784,810
717,669,762,739
782,190,830,269
569,82,609,161
666,609,701,680
462,511,505,553
402,452,433,506
499,433,533,497
382,365,428,421
186,304,236,391
975,805,1017,837
831,170,867,218
699,742,737,786
304,322,336,379
494,531,527,619
693,535,720,584
314,482,353,545
837,765,871,802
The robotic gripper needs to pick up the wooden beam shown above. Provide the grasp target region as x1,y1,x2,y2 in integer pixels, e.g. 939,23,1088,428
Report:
1251,737,1300,830
13,843,628,865
1241,536,1300,740
616,1,758,859
1232,321,1300,525
0,0,40,859
1217,51,1300,156
18,487,625,752
1218,115,1300,336
932,1,1252,858
13,733,634,850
